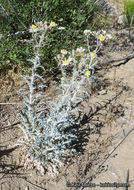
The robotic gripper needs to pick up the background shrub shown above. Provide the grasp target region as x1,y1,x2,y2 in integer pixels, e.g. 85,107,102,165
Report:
0,0,102,75
123,0,134,25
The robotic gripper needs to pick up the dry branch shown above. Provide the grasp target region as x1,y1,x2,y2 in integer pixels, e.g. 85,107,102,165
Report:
7,0,27,29
24,177,47,190
96,128,134,170
98,53,134,67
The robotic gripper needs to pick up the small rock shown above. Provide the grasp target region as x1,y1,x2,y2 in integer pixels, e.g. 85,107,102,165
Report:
25,187,29,190
121,29,130,36
99,89,107,95
118,15,128,25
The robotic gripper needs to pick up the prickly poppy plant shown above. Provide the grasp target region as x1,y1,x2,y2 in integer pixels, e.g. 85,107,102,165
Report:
17,21,112,175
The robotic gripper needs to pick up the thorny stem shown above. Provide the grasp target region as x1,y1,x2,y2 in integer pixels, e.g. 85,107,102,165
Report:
61,50,79,105
28,30,46,130
71,76,85,102
87,35,90,52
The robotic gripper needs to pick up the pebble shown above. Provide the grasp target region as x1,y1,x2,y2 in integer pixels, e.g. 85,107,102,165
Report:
25,187,29,190
118,15,128,25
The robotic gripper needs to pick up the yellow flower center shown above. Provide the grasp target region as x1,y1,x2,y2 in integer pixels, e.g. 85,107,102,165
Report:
67,57,72,62
50,22,56,26
32,24,37,29
63,61,68,65
90,52,95,58
99,34,105,41
85,70,91,78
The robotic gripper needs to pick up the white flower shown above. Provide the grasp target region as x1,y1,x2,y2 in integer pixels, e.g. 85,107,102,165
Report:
62,57,72,65
29,24,39,33
84,29,91,35
36,21,48,29
57,54,61,59
50,21,57,27
76,47,85,53
101,30,106,35
58,27,65,30
84,30,96,36
61,49,67,55
106,34,112,39
90,52,96,58
98,34,105,41
67,57,72,62
62,60,69,65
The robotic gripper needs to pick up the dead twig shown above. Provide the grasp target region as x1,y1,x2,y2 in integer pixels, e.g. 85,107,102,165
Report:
125,169,130,190
1,121,20,129
24,177,46,190
7,0,27,29
98,53,134,67
96,128,134,170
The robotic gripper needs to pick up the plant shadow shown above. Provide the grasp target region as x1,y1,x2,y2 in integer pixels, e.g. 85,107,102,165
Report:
66,88,124,155
0,147,24,177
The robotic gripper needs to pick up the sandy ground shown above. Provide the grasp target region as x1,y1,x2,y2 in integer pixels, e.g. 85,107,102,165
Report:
108,0,124,14
83,57,134,190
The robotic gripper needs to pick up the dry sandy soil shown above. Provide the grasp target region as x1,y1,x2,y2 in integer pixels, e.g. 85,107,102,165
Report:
1,1,134,190
108,0,124,14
